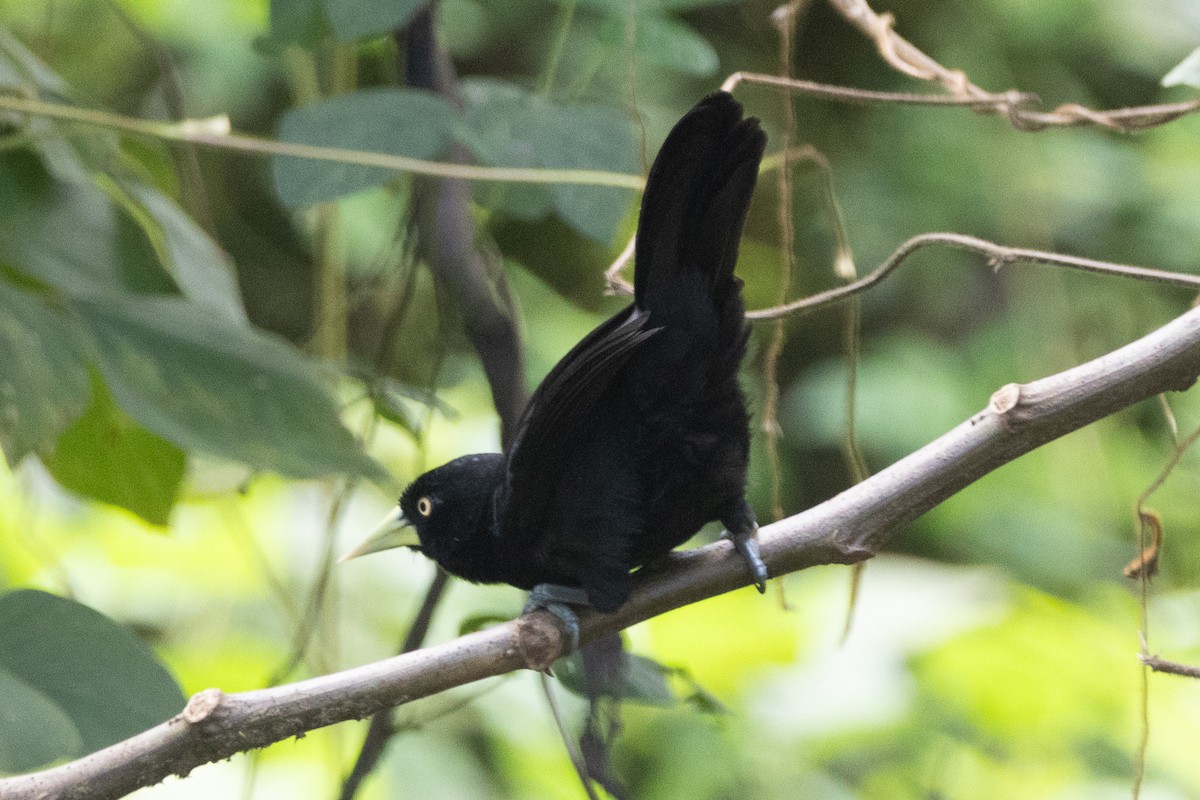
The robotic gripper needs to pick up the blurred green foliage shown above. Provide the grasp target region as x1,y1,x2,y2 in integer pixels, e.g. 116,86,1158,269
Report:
1,0,1199,797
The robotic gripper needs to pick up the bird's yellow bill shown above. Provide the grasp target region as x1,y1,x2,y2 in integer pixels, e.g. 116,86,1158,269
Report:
339,506,419,562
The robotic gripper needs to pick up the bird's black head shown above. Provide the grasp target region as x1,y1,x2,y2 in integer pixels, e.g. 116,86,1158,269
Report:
342,453,506,581
397,453,504,565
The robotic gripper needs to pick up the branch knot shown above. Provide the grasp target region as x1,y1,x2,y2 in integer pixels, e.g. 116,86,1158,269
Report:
515,612,568,672
181,688,224,724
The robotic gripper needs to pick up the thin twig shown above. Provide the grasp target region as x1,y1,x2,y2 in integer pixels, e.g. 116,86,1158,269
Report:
1134,424,1200,511
816,0,1200,133
603,234,636,296
762,0,805,527
723,71,1037,111
0,93,645,190
746,232,1200,320
339,12,531,798
762,0,810,611
1117,366,1200,797
1141,654,1200,679
539,673,600,800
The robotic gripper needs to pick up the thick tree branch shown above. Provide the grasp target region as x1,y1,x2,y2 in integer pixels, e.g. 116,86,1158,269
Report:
5,299,1200,800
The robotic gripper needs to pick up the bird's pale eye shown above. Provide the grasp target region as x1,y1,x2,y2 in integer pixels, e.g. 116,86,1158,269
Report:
416,496,433,517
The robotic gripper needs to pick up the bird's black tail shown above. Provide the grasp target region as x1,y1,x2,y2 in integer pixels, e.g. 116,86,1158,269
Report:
633,92,766,315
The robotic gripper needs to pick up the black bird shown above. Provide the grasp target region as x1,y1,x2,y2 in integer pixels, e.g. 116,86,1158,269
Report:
345,91,768,625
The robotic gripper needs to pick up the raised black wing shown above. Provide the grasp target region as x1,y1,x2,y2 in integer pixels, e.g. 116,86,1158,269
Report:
503,304,656,501
497,306,657,589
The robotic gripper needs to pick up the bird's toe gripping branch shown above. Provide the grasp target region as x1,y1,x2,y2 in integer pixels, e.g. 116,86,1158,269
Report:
524,584,591,653
721,499,769,593
726,529,768,593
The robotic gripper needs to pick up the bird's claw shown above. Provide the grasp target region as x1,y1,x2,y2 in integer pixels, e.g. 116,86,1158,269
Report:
726,530,768,593
524,584,589,652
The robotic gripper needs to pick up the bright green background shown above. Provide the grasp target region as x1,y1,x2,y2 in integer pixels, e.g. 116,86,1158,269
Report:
1,0,1200,797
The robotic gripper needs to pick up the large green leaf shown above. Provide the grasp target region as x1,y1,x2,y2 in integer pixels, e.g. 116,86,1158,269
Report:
626,15,719,76
73,293,385,481
42,376,185,526
266,0,328,46
0,150,168,295
112,179,248,325
0,666,83,773
458,79,637,243
273,88,457,206
0,279,91,465
575,3,720,75
0,28,69,97
458,79,554,220
321,0,425,41
537,103,639,243
0,590,185,767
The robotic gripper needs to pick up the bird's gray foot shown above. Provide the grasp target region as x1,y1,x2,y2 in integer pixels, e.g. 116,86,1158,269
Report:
722,500,768,593
525,584,591,652
730,530,768,593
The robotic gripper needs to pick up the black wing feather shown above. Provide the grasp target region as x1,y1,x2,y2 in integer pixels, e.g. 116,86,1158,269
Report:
501,306,658,540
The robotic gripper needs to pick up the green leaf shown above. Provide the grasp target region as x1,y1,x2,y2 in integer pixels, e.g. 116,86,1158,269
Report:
266,0,328,46
374,391,423,436
0,29,70,97
355,373,456,435
1163,45,1200,89
110,179,248,325
273,88,457,206
0,665,83,773
596,13,718,76
554,651,678,706
0,150,169,296
671,665,728,715
459,79,637,243
538,103,639,243
0,279,91,465
458,79,554,221
0,590,185,764
458,80,544,168
42,375,185,526
72,293,385,481
633,15,719,75
321,0,425,41
617,653,678,706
